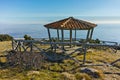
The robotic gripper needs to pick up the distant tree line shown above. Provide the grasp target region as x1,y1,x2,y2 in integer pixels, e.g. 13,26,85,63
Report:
0,34,33,41
0,34,13,41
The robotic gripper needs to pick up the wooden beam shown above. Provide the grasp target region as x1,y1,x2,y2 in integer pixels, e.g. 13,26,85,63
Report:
86,29,90,42
89,28,94,40
57,29,59,42
70,29,72,48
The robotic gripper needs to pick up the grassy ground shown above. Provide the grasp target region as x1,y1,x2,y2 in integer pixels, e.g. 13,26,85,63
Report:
0,41,11,55
0,41,120,80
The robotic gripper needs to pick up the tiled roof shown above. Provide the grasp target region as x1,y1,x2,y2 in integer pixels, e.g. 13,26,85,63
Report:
44,17,97,30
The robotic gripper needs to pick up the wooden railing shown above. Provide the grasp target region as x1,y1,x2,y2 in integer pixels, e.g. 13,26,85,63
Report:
12,38,119,64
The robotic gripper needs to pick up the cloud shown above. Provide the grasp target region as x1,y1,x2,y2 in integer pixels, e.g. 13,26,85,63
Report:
1,16,120,24
94,20,120,24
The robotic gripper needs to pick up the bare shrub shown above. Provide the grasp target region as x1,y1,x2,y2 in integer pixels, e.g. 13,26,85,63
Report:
7,50,45,70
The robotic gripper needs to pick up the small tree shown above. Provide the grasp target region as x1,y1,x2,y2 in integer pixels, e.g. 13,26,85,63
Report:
24,34,33,40
0,34,13,41
95,38,100,44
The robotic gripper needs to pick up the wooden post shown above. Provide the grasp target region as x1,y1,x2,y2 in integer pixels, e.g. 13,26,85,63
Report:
47,28,51,42
75,29,76,41
61,29,64,49
61,29,64,42
18,41,21,52
30,42,33,52
57,29,59,42
89,28,94,40
47,28,52,48
12,39,14,50
70,29,72,48
86,29,90,42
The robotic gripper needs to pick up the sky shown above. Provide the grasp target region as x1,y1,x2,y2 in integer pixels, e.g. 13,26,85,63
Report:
1,0,120,24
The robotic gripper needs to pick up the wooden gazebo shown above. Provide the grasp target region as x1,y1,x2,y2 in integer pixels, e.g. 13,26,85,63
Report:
44,17,97,46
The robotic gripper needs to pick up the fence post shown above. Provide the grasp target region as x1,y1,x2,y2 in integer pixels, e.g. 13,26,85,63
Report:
30,41,33,52
83,44,87,64
12,39,14,50
18,41,22,52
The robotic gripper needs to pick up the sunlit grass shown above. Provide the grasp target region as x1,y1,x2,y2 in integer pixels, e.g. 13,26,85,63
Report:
0,41,11,63
0,41,11,55
0,41,120,80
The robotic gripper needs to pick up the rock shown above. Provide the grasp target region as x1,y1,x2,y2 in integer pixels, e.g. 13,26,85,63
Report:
80,68,103,78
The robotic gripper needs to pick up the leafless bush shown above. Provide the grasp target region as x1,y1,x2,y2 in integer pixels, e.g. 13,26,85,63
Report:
7,50,45,70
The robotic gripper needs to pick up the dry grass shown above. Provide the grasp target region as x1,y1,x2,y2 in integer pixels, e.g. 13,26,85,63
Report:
75,73,92,80
86,49,120,64
0,41,11,63
0,41,11,55
0,41,120,80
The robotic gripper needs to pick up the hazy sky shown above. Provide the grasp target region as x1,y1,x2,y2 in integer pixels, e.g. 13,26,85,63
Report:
1,0,120,24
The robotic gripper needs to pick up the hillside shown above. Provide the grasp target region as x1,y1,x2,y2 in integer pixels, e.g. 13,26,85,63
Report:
0,41,120,80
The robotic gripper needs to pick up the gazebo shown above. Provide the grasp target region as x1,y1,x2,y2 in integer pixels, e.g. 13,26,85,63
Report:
44,17,97,47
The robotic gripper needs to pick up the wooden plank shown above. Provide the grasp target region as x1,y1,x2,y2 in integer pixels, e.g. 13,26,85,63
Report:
33,44,43,52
